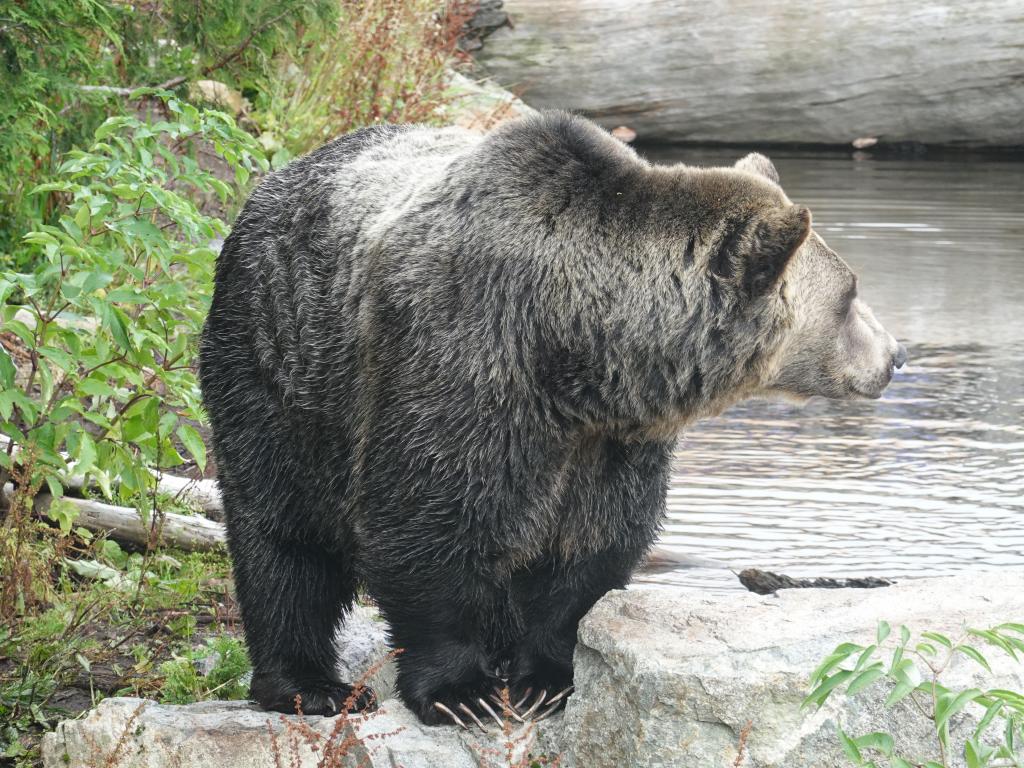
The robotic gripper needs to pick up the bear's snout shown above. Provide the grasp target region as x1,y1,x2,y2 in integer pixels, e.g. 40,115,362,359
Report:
893,343,908,370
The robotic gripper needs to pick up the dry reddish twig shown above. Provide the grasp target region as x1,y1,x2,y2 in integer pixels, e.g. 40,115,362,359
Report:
733,719,753,767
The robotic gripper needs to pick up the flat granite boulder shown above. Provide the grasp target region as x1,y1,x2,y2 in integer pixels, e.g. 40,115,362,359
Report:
42,571,1024,767
40,696,556,768
562,570,1024,768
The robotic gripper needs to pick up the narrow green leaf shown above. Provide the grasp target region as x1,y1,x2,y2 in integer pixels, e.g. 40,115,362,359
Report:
884,679,916,707
76,432,98,476
919,631,949,650
846,664,886,696
175,424,206,472
935,688,984,734
853,731,893,757
837,728,862,763
956,644,992,673
899,625,911,646
876,620,891,645
853,644,878,673
805,670,855,709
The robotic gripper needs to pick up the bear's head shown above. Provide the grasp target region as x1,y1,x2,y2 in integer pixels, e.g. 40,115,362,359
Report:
683,152,906,404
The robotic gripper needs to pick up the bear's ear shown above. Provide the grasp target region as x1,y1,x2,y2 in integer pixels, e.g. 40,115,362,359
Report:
735,153,781,184
745,205,811,296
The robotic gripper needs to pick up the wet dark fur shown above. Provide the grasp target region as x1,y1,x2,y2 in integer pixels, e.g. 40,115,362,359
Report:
199,112,809,722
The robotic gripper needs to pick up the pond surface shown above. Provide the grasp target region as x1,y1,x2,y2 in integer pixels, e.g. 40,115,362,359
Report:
632,147,1024,591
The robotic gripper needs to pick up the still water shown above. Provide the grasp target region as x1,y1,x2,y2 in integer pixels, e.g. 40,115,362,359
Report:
633,147,1024,591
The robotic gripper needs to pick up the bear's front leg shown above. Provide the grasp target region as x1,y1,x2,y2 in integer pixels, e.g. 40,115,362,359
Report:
387,610,506,729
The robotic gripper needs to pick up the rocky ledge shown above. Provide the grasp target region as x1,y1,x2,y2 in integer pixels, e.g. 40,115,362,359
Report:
43,570,1024,767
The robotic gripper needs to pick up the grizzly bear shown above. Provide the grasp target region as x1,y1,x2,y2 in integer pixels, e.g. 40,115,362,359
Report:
199,112,905,726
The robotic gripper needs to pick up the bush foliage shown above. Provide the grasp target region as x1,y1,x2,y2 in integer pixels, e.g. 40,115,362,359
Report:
1,3,467,762
808,621,1024,768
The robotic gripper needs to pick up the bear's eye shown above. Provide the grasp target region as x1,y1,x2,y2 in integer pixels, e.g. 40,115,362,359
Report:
835,277,858,318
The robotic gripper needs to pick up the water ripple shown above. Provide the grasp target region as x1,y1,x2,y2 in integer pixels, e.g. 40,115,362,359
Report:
633,148,1024,591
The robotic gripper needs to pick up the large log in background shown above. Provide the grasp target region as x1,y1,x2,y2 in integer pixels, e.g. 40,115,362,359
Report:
476,1,1024,147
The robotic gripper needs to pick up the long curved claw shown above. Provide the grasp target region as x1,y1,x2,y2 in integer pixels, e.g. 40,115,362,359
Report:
513,687,533,710
521,689,548,719
534,700,562,722
489,693,527,723
545,685,574,706
434,701,468,729
459,702,490,733
477,697,505,729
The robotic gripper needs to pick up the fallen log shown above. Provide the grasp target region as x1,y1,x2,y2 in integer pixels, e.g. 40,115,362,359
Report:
0,433,224,521
739,568,893,595
478,0,1024,147
3,483,226,552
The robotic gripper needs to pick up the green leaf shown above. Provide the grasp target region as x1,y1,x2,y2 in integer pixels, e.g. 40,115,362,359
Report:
915,642,938,657
837,727,862,763
876,621,891,645
935,688,984,734
846,664,886,696
46,498,79,535
853,644,878,673
175,424,206,472
75,432,98,476
78,377,116,398
0,348,15,389
805,670,854,709
101,303,132,350
921,631,952,649
956,644,992,673
973,699,1004,739
899,625,911,646
853,732,893,757
970,628,1020,661
75,202,91,232
884,679,917,707
810,643,863,687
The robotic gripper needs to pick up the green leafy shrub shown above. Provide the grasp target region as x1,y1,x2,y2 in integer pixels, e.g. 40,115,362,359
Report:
255,0,472,163
158,635,250,704
0,0,333,262
0,93,266,618
807,621,1024,768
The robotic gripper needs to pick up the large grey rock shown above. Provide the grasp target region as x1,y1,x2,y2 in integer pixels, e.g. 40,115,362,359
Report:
41,603,559,768
476,1,1024,147
40,697,507,768
561,570,1024,767
41,572,1024,767
443,70,539,133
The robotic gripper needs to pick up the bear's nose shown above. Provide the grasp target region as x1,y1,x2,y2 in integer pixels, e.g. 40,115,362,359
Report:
893,343,908,370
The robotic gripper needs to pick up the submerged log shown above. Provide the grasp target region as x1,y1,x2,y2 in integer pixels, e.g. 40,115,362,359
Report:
477,0,1024,147
739,568,894,595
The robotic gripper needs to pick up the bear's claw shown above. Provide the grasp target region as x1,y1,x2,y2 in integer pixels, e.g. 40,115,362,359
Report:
433,685,574,731
476,696,505,728
520,689,548,719
433,701,469,729
458,701,489,732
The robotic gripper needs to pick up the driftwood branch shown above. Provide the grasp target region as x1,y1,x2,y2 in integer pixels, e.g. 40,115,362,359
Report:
4,483,226,552
739,568,894,595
